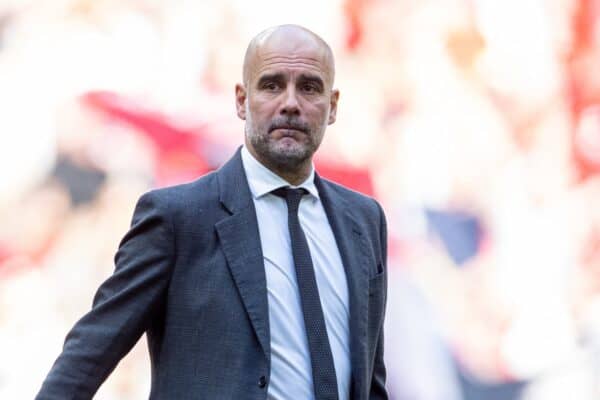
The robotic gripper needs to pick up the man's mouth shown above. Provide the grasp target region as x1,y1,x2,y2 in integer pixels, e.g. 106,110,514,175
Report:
269,120,309,134
272,125,303,130
272,127,304,135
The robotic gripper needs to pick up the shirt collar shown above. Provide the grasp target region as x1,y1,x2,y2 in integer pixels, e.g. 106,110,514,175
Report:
241,145,319,200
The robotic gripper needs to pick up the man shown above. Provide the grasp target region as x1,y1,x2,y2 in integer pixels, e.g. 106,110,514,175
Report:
37,24,388,400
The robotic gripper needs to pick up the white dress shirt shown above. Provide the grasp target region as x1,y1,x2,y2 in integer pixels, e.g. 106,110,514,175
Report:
241,146,351,400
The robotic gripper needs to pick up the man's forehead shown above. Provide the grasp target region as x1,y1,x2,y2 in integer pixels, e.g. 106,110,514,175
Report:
254,51,330,77
243,25,335,85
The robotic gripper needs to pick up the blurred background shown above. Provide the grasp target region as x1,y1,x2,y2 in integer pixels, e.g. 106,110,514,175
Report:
1,0,599,399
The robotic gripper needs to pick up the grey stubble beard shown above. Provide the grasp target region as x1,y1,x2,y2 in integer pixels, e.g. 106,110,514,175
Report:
244,109,315,173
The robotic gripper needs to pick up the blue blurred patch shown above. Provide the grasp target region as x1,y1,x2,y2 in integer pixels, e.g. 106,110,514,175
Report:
425,208,483,266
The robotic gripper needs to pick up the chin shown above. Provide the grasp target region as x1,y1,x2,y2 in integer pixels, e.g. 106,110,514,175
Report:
269,145,311,167
275,140,309,156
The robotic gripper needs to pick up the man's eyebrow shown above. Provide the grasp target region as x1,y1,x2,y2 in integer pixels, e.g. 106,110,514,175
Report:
256,73,285,87
298,74,324,88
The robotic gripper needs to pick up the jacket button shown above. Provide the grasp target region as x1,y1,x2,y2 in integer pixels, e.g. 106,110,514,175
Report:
258,375,267,388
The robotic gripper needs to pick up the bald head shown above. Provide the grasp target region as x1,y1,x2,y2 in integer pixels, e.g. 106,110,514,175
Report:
242,24,335,88
235,25,340,185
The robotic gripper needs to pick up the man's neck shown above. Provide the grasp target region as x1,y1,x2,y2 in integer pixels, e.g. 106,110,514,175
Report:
270,166,311,186
246,146,312,186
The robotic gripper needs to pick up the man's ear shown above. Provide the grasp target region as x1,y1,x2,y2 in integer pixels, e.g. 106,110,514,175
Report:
235,83,247,120
328,89,340,125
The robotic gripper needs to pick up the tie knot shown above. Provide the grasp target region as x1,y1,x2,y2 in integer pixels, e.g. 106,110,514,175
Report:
272,187,308,212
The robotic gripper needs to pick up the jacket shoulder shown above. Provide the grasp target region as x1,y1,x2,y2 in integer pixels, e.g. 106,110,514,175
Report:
319,177,382,215
138,171,219,212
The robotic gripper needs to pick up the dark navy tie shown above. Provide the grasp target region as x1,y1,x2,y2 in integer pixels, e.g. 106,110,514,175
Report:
272,187,339,400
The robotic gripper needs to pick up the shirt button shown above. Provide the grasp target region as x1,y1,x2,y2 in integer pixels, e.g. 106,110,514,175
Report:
258,375,267,388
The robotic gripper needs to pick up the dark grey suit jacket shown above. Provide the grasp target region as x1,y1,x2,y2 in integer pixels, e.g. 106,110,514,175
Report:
36,148,388,399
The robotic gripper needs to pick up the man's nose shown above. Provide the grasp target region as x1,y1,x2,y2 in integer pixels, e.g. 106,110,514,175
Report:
280,86,300,116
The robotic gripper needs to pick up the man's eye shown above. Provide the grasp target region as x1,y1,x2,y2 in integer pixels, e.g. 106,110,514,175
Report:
301,84,319,93
262,82,279,90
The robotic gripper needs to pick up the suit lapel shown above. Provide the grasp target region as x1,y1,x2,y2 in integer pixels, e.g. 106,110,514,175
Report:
214,148,270,359
315,175,370,399
212,150,370,396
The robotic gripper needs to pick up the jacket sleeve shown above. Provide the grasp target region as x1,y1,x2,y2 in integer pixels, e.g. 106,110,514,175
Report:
36,191,175,400
370,201,388,400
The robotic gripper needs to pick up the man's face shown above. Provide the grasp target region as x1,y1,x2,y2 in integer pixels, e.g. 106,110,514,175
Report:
236,34,339,171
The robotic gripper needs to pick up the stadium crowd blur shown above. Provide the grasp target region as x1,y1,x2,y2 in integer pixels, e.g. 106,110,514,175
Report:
1,1,599,399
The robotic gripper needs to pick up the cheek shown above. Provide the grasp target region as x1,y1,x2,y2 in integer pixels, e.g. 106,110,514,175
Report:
249,100,277,123
304,101,330,124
